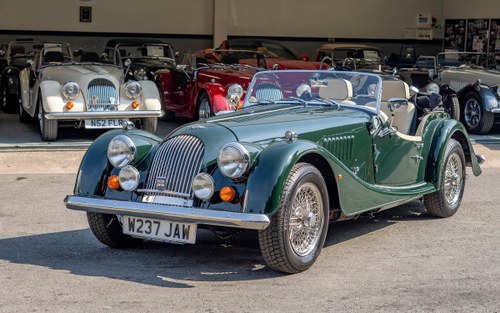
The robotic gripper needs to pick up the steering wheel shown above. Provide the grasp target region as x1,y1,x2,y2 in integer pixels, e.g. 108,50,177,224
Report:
342,57,357,70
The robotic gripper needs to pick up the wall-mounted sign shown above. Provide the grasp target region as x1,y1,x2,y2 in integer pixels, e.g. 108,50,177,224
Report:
80,6,92,23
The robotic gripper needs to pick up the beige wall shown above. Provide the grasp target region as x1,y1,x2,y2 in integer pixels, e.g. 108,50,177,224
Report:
0,0,214,34
444,0,500,19
227,0,444,39
0,0,444,39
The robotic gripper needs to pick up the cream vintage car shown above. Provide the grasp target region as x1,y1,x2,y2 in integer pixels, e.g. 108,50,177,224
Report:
19,42,162,141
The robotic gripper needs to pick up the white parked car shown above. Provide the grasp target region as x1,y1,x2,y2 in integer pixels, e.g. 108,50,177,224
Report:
411,52,499,134
19,42,162,141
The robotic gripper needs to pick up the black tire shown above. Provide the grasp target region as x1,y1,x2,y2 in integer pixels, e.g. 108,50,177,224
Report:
444,95,460,121
424,139,465,218
196,93,213,120
141,117,158,133
258,163,329,273
461,92,494,134
87,212,143,248
38,96,58,141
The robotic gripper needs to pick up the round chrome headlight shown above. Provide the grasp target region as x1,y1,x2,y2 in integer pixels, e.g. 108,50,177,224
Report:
192,173,215,201
124,81,142,99
119,165,140,191
226,84,244,109
133,68,148,81
217,142,250,179
426,82,440,94
107,135,136,169
61,81,80,99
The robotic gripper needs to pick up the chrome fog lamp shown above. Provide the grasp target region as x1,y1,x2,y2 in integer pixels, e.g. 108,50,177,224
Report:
119,165,140,191
226,84,244,109
61,81,80,99
107,135,136,169
124,81,142,99
296,84,311,97
217,142,250,179
426,83,440,94
134,68,148,81
192,173,215,201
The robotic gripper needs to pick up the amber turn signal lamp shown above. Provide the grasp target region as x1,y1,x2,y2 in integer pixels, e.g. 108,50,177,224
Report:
66,102,74,110
220,186,236,202
107,175,120,189
131,101,139,109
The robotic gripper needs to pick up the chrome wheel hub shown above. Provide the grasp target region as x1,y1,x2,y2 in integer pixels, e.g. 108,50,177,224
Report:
198,98,210,119
288,182,323,256
464,99,481,128
444,153,463,206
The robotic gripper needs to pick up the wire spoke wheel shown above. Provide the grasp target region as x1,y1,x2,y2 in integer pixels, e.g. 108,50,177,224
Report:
443,153,463,206
288,182,324,257
258,163,329,273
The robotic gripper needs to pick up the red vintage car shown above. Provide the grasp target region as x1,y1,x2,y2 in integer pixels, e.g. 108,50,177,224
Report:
156,50,266,120
218,38,322,70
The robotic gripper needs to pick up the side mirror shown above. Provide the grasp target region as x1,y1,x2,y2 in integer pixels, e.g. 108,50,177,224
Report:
387,98,408,112
301,53,309,61
174,51,180,59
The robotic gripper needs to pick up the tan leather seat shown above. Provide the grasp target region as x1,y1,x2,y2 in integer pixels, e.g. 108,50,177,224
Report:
318,79,356,105
380,80,415,135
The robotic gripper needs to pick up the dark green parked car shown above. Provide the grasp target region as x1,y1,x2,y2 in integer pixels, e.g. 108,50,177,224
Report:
65,70,484,273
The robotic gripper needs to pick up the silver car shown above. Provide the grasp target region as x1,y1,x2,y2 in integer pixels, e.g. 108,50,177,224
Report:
414,52,499,134
19,42,162,141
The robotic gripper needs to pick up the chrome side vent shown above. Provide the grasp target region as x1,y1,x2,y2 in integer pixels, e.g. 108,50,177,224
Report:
320,135,354,160
143,135,204,199
87,78,118,111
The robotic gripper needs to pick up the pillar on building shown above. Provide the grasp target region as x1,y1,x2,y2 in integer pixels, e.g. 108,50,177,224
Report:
213,0,228,47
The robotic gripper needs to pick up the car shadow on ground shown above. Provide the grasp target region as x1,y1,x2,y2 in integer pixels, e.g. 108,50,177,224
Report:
0,201,432,287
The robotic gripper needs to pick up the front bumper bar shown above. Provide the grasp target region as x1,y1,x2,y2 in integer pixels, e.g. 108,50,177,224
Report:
64,195,270,230
45,110,163,120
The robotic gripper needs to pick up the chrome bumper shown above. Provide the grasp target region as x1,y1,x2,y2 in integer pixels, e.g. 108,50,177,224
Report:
491,108,500,113
45,110,163,120
64,195,270,230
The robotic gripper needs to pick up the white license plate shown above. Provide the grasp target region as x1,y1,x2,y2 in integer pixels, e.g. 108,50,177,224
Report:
122,215,197,244
85,119,125,128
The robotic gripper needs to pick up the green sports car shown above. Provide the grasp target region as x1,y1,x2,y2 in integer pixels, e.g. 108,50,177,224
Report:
65,70,484,273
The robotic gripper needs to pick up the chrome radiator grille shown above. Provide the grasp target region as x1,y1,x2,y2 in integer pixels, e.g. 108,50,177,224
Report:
144,135,205,198
87,78,118,111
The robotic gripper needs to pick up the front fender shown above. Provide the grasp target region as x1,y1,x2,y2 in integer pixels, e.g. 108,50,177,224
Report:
425,118,482,188
245,139,331,215
39,80,67,112
203,83,229,113
74,128,162,198
138,80,161,110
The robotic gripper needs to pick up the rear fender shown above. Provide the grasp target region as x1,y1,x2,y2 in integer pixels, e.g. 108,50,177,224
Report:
457,84,498,112
424,118,482,188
